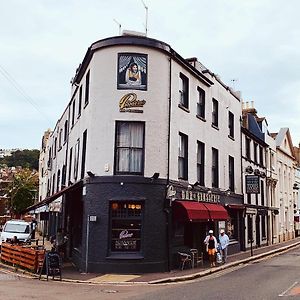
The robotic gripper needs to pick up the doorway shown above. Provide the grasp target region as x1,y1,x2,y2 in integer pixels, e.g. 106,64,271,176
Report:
256,215,260,247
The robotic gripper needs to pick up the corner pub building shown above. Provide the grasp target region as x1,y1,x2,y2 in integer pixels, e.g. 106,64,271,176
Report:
33,33,245,273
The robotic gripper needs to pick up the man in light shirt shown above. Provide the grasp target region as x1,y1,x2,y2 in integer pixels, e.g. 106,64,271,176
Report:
219,229,229,263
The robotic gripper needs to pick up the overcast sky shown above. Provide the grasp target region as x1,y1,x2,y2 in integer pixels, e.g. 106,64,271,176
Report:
1,0,300,150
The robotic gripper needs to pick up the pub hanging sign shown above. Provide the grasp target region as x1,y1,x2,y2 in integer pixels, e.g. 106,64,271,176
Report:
246,175,260,194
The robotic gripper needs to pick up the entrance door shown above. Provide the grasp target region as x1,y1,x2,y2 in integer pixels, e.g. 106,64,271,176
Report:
256,215,260,247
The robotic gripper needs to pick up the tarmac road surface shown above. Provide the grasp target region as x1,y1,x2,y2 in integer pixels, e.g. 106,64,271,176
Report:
1,246,300,299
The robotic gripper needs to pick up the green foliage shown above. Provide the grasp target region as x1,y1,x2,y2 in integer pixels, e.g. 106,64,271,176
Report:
0,149,39,170
6,169,39,214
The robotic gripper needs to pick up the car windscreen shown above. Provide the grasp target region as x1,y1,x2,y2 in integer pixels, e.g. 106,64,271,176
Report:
4,223,30,234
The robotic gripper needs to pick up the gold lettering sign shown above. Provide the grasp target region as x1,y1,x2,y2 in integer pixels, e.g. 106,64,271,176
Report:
119,93,146,113
181,189,220,203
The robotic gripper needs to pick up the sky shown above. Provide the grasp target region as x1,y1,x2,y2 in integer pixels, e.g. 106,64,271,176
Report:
0,0,300,150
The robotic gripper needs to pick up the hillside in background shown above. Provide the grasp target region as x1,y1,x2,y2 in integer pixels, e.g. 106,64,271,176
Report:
0,149,39,170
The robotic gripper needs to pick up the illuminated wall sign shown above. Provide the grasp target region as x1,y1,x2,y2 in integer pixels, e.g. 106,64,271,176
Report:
119,93,146,113
119,230,134,239
181,190,220,203
246,175,260,194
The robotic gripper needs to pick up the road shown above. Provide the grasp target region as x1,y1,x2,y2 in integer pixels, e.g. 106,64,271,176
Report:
1,247,300,299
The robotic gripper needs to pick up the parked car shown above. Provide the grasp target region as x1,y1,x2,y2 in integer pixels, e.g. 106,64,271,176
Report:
0,219,32,245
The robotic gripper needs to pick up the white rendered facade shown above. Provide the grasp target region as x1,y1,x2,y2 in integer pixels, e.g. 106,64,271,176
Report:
36,35,245,273
39,37,242,202
275,128,296,242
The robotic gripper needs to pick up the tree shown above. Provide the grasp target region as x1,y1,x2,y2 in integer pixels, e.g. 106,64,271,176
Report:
6,169,39,214
0,149,39,170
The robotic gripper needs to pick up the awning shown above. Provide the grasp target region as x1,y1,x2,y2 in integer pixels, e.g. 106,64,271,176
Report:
173,201,229,222
204,203,229,220
226,204,245,210
173,201,210,222
22,180,82,213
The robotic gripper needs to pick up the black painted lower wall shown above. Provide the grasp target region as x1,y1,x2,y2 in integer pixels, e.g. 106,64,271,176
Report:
70,176,169,274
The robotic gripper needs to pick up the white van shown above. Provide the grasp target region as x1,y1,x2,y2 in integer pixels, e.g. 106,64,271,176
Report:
0,220,32,245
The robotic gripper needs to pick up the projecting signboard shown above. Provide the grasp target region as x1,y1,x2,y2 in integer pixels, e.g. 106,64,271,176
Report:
246,175,260,194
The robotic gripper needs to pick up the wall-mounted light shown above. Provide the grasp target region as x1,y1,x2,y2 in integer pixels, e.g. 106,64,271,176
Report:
225,189,231,196
192,181,200,189
151,172,160,180
245,166,253,174
87,171,95,178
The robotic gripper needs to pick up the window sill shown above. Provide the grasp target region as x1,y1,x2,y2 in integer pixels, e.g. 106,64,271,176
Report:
84,102,89,109
178,104,190,113
211,124,219,130
106,253,144,260
228,135,235,141
196,115,206,122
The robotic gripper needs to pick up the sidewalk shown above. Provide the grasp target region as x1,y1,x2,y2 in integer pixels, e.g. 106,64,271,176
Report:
43,236,300,284
2,236,300,285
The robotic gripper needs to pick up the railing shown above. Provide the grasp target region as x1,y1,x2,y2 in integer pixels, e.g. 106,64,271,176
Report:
1,243,45,273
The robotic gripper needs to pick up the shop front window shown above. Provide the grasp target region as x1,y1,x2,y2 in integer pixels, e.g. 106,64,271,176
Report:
226,215,238,240
110,202,143,252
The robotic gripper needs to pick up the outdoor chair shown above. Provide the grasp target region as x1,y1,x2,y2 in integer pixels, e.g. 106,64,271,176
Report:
190,248,204,267
178,252,192,270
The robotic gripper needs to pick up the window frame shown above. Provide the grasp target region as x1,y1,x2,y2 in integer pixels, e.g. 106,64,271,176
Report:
109,201,144,254
228,111,234,138
114,121,145,175
197,86,205,119
197,141,205,186
73,139,80,180
261,180,265,206
178,132,188,180
212,98,219,128
259,146,264,166
253,142,258,163
84,70,90,106
179,73,189,109
212,147,219,188
71,99,76,127
78,85,82,117
246,137,251,160
229,155,235,192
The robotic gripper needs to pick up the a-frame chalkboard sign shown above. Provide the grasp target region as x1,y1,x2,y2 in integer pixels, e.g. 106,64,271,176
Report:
39,250,62,281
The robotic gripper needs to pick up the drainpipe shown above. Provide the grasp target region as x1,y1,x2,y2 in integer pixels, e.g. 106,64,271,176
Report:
240,117,246,251
165,56,172,272
62,103,71,231
85,215,90,272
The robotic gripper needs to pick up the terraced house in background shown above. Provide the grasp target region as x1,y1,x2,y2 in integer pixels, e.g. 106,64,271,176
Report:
27,32,299,274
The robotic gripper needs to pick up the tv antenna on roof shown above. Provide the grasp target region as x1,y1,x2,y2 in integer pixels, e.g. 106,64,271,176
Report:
230,78,238,89
113,19,122,35
141,0,148,36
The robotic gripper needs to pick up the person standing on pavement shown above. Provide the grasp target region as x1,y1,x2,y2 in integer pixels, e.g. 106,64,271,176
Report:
204,230,218,267
31,218,37,239
219,229,230,263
